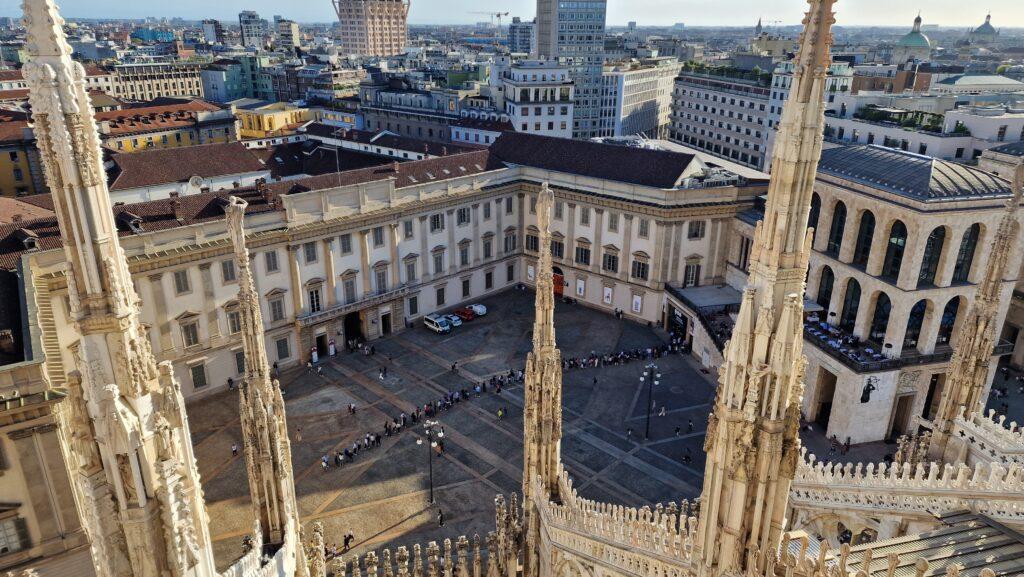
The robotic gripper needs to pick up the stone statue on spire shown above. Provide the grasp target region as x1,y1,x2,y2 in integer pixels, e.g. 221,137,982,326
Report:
930,164,1024,462
522,183,563,577
226,197,305,555
20,0,217,575
695,1,837,576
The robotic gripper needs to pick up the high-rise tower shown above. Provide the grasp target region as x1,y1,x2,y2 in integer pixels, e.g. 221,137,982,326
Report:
521,183,563,577
333,0,410,57
21,0,217,575
930,164,1023,462
695,1,836,576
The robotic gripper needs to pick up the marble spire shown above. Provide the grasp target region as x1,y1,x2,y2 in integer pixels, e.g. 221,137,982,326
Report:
20,0,217,575
521,183,563,577
226,197,305,552
930,164,1024,462
695,1,836,576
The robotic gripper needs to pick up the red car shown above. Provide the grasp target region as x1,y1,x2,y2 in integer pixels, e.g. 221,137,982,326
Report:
453,307,476,321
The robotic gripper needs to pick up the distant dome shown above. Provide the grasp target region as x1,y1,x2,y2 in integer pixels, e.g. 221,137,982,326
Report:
898,15,931,49
974,14,997,35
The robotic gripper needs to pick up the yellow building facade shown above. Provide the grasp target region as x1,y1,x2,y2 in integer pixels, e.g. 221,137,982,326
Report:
232,100,313,139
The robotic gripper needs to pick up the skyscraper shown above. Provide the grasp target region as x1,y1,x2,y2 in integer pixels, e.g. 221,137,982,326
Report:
535,0,606,139
333,0,410,57
239,10,266,49
508,17,535,54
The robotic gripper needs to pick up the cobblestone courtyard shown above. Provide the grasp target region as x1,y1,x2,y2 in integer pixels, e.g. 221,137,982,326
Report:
188,289,718,570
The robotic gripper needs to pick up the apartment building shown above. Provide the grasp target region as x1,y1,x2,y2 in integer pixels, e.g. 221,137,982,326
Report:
508,17,535,55
276,19,301,52
239,10,266,49
95,99,239,153
598,57,681,138
668,67,771,170
110,62,204,102
500,59,574,138
332,0,410,57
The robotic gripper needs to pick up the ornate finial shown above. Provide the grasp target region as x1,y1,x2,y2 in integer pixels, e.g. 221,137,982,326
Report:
22,0,74,59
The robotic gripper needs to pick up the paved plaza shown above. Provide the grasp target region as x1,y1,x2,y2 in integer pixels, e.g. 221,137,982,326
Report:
189,289,717,570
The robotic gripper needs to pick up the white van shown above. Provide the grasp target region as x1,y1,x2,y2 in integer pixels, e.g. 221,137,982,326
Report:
424,314,452,334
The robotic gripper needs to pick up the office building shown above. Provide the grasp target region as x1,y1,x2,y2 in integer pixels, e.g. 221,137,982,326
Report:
276,19,301,52
239,10,266,49
201,19,226,44
508,17,535,55
332,0,410,57
501,59,574,138
599,57,681,138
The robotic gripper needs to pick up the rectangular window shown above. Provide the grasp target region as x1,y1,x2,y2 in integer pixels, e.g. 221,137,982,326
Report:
433,252,445,274
684,263,701,287
269,297,285,322
221,260,236,283
575,246,591,266
436,286,446,306
460,246,470,266
190,364,208,389
403,220,414,239
608,213,619,232
227,310,242,334
308,288,322,313
688,220,706,239
483,239,493,259
580,207,591,226
276,337,290,360
265,250,279,273
631,260,649,281
372,226,385,247
182,322,200,347
457,207,471,225
529,196,537,214
408,295,418,316
303,242,318,263
375,269,388,294
173,269,191,294
485,271,493,290
504,233,517,253
483,202,492,220
406,261,417,282
507,263,515,282
343,279,356,304
430,213,445,232
235,350,246,374
554,201,564,220
638,219,650,239
340,233,353,254
526,234,539,252
603,253,619,273
551,240,564,259
505,197,513,215
462,279,470,298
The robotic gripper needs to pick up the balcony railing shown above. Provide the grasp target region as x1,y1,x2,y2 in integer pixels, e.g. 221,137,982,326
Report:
298,286,411,328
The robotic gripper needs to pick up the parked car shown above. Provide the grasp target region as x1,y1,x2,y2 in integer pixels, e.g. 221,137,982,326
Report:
469,304,488,316
444,314,463,327
453,307,476,321
424,314,452,334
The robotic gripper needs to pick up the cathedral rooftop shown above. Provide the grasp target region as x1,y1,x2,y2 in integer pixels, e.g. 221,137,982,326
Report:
818,145,1012,202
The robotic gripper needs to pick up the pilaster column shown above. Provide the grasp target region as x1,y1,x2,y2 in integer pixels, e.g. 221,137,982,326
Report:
918,303,943,354
199,263,220,339
669,221,684,283
389,223,401,285
652,220,669,288
324,238,338,306
866,222,889,277
837,210,859,263
566,203,577,262
897,232,925,291
936,224,966,287
288,245,304,317
359,231,372,294
621,215,633,282
147,273,173,354
884,313,909,358
9,424,82,554
446,209,457,270
419,216,430,280
852,293,873,340
472,203,482,264
591,208,604,275
814,201,835,253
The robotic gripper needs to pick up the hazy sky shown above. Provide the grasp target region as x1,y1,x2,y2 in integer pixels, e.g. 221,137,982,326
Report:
0,0,1021,28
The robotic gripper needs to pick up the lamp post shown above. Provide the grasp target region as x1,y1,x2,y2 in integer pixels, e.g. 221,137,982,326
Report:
416,419,444,504
641,363,661,440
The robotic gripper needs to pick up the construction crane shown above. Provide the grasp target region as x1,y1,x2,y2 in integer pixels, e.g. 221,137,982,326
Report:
468,11,510,28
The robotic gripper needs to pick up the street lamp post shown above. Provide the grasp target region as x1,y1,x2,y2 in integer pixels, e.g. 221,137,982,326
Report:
416,419,444,504
641,363,661,440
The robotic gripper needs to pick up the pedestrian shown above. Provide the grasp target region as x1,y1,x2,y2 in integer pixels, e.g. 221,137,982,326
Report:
321,455,329,471
497,408,504,420
687,419,694,434
317,366,323,376
626,427,633,438
675,426,681,437
307,361,313,372
343,533,355,551
231,444,238,457
370,345,376,355
451,361,458,372
295,427,303,443
658,406,666,417
437,509,445,527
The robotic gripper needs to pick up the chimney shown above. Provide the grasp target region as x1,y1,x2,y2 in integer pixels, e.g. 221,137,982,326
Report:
170,198,183,221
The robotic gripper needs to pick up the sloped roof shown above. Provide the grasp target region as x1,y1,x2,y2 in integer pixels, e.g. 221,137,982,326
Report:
107,142,266,191
988,141,1024,157
818,145,1012,201
488,132,700,189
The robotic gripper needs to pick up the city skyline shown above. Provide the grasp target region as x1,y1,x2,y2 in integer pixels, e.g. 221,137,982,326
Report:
0,0,1021,27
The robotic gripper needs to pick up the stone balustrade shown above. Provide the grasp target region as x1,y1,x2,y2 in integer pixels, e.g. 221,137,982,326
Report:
953,409,1024,464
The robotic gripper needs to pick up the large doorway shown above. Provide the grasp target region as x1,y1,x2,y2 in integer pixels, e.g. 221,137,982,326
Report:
889,395,914,439
381,312,392,336
344,311,364,343
552,267,565,297
815,368,838,429
315,334,329,359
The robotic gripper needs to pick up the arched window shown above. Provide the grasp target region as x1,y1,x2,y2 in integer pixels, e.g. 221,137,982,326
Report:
918,227,946,287
869,292,891,343
817,266,835,311
881,220,908,281
839,278,861,332
826,201,847,256
808,193,821,233
852,211,875,268
952,224,981,283
904,300,928,350
937,298,962,346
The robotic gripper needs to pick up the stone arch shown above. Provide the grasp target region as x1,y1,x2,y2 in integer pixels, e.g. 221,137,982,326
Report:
554,558,593,577
952,222,984,284
808,192,822,233
816,265,835,311
867,290,892,343
903,299,934,352
851,209,875,268
839,277,861,332
881,219,908,281
825,200,847,255
937,295,967,347
917,225,949,287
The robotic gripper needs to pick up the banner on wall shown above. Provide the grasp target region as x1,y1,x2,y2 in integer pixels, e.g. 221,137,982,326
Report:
576,279,586,296
603,286,613,304
631,294,643,314
527,265,535,281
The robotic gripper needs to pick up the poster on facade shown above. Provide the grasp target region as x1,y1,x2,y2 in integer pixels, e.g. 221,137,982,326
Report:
527,265,535,281
631,294,642,314
576,279,586,297
603,286,613,304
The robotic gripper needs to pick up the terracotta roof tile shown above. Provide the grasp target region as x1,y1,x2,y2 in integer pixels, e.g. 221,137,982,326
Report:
108,142,266,191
